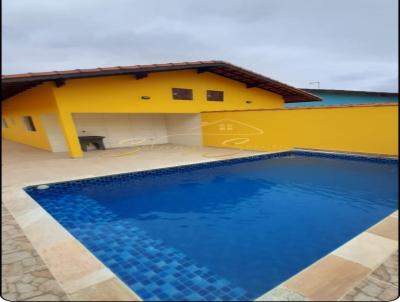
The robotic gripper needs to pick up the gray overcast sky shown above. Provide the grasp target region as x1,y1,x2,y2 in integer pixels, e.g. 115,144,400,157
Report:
2,0,398,91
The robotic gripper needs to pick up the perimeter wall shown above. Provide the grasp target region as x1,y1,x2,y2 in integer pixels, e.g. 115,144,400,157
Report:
201,103,398,156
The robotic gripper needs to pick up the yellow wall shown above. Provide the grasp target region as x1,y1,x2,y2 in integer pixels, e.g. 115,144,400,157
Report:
1,83,57,151
51,70,285,114
2,69,284,157
202,104,398,156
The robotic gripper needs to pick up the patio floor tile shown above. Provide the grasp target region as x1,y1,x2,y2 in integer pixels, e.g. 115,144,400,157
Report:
284,255,370,301
68,277,141,301
370,251,398,288
340,276,398,301
368,216,398,241
333,232,397,269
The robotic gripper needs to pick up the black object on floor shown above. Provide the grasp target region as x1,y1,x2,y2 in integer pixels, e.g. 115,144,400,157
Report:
78,136,106,151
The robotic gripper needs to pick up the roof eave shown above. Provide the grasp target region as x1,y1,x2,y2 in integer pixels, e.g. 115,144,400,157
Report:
2,61,321,103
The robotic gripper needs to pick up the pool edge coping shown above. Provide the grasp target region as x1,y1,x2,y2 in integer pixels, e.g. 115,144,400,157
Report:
2,148,398,301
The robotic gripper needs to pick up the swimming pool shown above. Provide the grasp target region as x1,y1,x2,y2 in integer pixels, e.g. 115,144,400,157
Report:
25,151,398,301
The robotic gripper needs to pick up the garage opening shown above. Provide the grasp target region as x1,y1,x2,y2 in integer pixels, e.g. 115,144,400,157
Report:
69,113,202,153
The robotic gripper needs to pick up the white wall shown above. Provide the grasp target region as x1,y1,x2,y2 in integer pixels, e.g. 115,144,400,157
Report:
72,113,168,149
41,113,203,152
165,114,202,146
41,113,68,152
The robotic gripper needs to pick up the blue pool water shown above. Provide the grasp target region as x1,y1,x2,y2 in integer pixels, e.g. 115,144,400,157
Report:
25,152,398,301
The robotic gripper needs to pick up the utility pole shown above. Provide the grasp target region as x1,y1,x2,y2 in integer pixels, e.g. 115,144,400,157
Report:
309,81,320,89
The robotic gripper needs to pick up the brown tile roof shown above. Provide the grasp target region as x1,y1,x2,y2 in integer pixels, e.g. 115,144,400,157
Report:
2,60,321,103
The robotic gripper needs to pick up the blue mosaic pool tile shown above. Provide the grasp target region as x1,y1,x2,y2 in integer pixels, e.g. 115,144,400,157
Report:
292,150,398,164
27,193,251,301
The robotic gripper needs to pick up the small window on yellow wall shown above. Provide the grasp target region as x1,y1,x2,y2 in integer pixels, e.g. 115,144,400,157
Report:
172,88,193,100
23,116,37,132
2,117,8,128
207,90,224,102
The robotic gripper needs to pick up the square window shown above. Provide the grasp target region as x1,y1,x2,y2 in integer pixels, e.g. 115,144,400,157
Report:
207,90,224,101
23,116,37,132
2,117,8,128
172,88,193,100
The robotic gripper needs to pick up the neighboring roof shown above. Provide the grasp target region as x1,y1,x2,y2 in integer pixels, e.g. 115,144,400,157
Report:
2,60,321,103
207,102,398,113
301,88,398,97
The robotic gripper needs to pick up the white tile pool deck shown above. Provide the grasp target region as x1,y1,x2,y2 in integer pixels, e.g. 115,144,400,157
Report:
1,139,399,301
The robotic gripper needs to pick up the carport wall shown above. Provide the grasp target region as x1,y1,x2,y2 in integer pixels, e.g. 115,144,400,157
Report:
1,83,58,151
1,82,85,158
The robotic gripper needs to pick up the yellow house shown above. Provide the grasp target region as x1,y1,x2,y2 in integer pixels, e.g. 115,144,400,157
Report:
1,61,320,158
